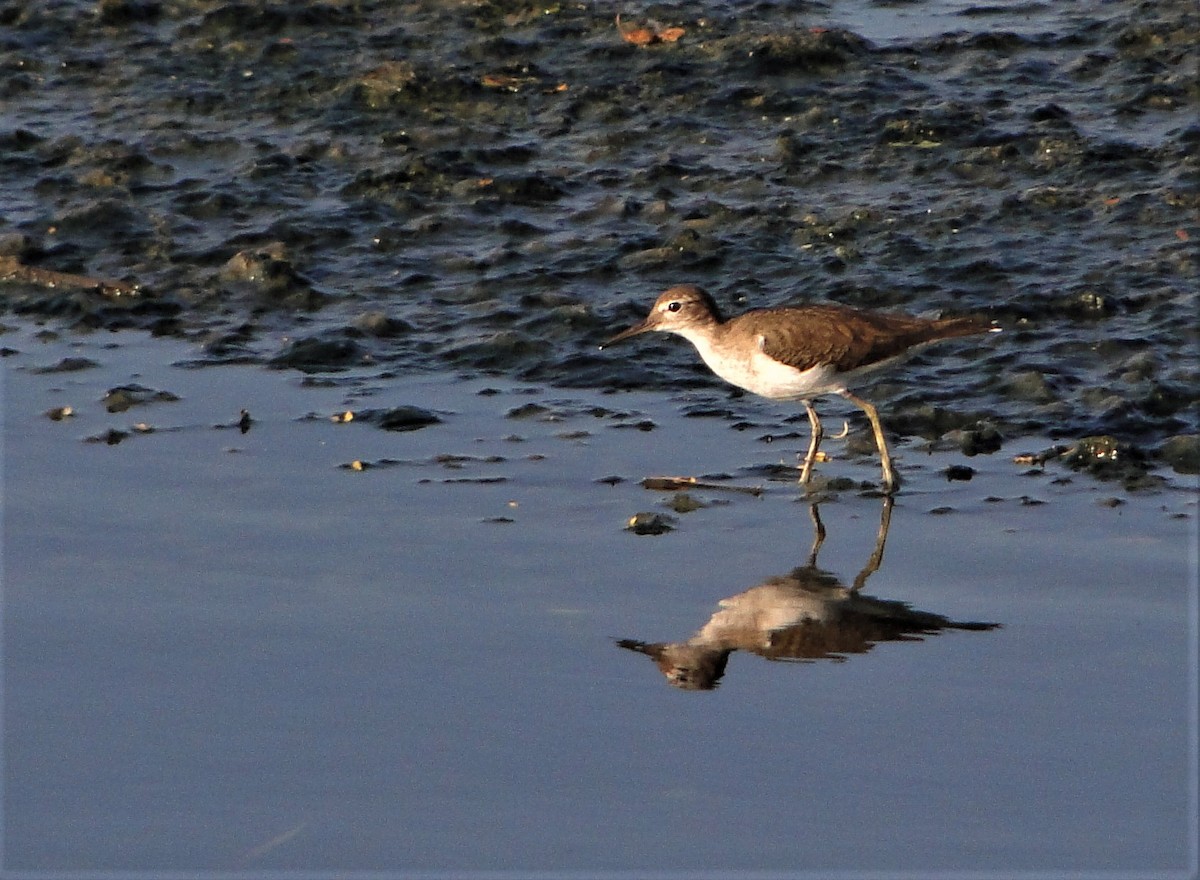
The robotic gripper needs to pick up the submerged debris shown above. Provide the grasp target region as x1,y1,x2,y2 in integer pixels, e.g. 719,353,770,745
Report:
626,512,676,535
101,384,180,413
1013,445,1072,468
641,476,763,496
85,428,131,445
0,255,140,297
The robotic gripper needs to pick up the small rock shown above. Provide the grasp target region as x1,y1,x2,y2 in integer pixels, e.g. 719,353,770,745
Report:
957,424,1003,456
353,311,413,337
33,356,97,374
944,465,975,481
1004,370,1058,403
1063,435,1152,483
1158,435,1200,474
666,493,706,513
626,512,676,535
353,61,418,109
221,243,289,282
506,403,551,420
0,232,33,257
102,384,180,413
373,406,442,432
269,336,364,372
85,428,130,445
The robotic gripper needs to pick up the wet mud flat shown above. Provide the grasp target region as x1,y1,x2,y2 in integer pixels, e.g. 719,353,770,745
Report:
3,326,1196,873
1,0,1197,456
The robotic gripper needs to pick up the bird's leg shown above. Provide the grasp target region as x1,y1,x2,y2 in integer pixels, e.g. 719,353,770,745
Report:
798,399,823,486
806,501,826,567
852,495,894,591
842,391,899,494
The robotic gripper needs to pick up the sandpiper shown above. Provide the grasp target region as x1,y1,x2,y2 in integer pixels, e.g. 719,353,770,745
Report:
601,285,997,493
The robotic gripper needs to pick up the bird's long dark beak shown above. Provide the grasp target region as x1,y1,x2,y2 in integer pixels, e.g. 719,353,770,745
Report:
615,639,665,659
599,320,652,350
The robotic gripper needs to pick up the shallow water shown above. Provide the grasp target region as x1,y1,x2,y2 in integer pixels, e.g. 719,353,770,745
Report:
3,327,1196,873
2,0,1198,874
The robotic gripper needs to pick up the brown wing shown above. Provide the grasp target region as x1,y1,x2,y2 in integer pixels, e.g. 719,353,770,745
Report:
742,304,989,372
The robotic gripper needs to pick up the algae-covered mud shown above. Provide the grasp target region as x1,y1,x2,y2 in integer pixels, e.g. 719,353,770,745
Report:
2,0,1197,874
1,0,1197,457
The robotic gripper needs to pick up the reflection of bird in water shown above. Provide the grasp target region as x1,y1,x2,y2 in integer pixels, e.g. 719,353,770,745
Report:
618,498,999,690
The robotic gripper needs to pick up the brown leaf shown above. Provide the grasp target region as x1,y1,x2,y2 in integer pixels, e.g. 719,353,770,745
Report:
616,13,683,45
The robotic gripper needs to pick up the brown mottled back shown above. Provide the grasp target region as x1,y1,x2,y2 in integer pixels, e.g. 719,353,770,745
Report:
736,304,992,373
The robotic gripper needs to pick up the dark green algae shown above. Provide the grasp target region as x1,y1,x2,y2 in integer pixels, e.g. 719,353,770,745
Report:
0,0,1196,467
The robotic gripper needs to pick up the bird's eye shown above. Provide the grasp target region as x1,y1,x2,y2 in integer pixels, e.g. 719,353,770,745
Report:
667,301,681,312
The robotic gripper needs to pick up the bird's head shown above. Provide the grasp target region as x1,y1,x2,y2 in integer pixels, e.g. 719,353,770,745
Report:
600,285,723,348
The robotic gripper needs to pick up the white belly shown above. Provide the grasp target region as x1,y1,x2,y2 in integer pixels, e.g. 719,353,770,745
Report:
688,334,845,400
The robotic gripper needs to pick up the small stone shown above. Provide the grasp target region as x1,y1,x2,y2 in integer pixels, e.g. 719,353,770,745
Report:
353,61,418,109
666,493,706,513
33,357,97,374
506,403,550,420
353,311,413,337
101,384,180,413
1004,370,1058,403
1065,436,1131,466
86,428,130,445
1158,435,1200,475
373,406,442,432
269,337,364,372
626,512,676,535
958,424,1003,456
944,465,975,481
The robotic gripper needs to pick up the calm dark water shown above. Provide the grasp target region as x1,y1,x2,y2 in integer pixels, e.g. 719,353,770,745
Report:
3,328,1196,873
